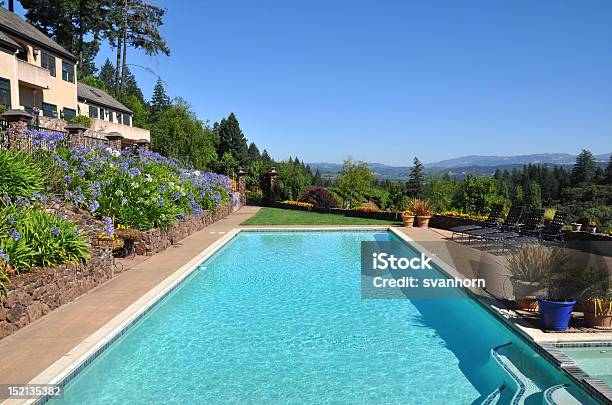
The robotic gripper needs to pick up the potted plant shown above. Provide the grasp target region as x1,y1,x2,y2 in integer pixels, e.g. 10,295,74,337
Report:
586,218,597,234
52,110,59,119
401,209,415,227
408,198,433,228
506,244,550,311
578,260,612,329
570,222,582,232
537,247,579,331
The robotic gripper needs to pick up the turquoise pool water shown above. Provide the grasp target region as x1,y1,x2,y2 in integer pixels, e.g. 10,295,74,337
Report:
53,231,593,404
560,346,612,387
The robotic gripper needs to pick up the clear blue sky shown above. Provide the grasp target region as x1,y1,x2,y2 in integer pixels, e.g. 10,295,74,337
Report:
20,1,612,165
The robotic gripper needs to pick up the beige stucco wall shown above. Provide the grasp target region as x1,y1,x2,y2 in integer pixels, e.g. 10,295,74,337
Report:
4,37,77,114
90,117,150,142
0,49,19,109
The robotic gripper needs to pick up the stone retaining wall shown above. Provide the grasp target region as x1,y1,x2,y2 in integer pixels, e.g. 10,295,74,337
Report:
134,203,232,255
0,202,234,339
0,248,112,338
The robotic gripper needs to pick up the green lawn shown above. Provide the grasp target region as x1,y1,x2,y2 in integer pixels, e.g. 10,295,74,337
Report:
241,207,400,226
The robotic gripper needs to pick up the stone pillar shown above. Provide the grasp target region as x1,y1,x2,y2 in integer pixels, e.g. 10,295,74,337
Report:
0,109,33,150
263,167,278,206
136,138,150,151
105,132,124,151
237,167,246,206
64,123,87,147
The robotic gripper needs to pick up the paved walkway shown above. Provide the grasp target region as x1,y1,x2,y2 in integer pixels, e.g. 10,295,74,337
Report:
0,206,260,386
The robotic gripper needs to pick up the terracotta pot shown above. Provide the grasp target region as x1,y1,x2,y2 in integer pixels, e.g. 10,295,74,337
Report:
511,279,545,312
581,300,612,329
401,214,415,227
416,215,431,228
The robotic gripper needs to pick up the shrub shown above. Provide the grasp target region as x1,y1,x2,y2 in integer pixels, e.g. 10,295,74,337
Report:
506,244,567,282
298,187,339,208
0,203,90,275
69,115,92,128
407,198,433,216
0,149,46,200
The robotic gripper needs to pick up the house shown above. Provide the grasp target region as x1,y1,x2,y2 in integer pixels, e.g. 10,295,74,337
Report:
77,82,150,145
0,6,78,119
0,6,150,146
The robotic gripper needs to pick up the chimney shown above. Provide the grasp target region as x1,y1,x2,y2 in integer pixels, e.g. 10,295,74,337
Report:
8,0,14,12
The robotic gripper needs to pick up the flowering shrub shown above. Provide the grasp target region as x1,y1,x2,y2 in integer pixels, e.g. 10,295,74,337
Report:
281,200,313,208
439,210,487,221
353,205,381,213
0,202,90,282
56,146,231,230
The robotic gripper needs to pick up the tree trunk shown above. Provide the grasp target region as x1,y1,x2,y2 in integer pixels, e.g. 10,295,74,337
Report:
114,34,122,95
120,0,128,92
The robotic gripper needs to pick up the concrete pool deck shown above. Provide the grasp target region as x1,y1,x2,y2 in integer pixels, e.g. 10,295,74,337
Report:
1,210,611,403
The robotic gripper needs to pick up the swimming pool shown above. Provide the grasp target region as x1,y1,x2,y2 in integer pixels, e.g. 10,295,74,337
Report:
560,345,612,387
50,230,596,404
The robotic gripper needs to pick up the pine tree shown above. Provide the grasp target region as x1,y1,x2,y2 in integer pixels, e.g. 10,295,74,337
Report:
406,157,425,198
312,169,323,186
261,149,272,163
571,149,597,186
150,78,171,115
98,58,116,94
216,113,248,164
247,142,261,162
121,68,144,102
604,155,612,185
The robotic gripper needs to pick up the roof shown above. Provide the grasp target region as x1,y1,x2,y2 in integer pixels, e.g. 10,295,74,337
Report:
0,30,20,50
0,8,76,61
77,82,133,114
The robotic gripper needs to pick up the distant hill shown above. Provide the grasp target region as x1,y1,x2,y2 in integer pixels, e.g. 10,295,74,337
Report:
308,152,611,180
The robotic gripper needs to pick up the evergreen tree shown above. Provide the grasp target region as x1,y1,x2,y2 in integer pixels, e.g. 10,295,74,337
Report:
216,113,248,164
604,155,612,185
150,78,171,115
312,169,323,186
98,58,116,94
247,142,261,162
571,149,597,186
406,157,425,198
121,68,144,102
261,149,272,163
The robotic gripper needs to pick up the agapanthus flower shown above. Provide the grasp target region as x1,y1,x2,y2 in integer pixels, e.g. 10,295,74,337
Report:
7,215,15,225
0,249,9,262
50,226,61,237
102,216,114,237
89,200,100,212
9,229,20,241
16,197,30,207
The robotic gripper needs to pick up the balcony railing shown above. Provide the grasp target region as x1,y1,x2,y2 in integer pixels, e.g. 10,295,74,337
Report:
17,60,51,89
89,117,150,142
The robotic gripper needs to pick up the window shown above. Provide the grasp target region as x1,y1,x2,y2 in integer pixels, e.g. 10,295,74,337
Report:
89,105,98,119
63,108,76,121
16,48,26,61
0,78,10,109
99,108,105,121
116,113,122,124
42,102,57,117
61,60,74,83
108,110,113,122
123,114,131,126
41,52,56,76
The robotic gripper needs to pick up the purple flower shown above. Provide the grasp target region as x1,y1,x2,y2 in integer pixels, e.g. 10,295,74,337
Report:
9,229,20,241
7,215,15,225
16,197,30,207
171,191,180,201
64,175,72,184
89,200,100,212
128,167,141,177
50,226,61,237
157,197,164,206
102,216,114,237
2,196,12,204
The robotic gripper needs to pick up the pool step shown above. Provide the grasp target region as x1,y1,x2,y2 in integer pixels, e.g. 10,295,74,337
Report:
481,384,506,405
542,384,582,405
490,342,541,404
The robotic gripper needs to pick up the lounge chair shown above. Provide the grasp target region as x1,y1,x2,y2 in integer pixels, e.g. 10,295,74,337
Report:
464,204,523,241
503,211,567,249
450,204,503,239
482,208,545,250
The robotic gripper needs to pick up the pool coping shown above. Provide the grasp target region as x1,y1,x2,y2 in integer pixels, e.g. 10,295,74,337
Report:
10,226,612,404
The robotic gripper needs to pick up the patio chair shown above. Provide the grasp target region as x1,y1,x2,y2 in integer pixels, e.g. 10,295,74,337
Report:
463,204,523,241
502,210,567,250
482,208,545,250
449,204,503,239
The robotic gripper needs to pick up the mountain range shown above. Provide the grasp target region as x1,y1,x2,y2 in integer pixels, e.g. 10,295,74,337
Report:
308,152,611,180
